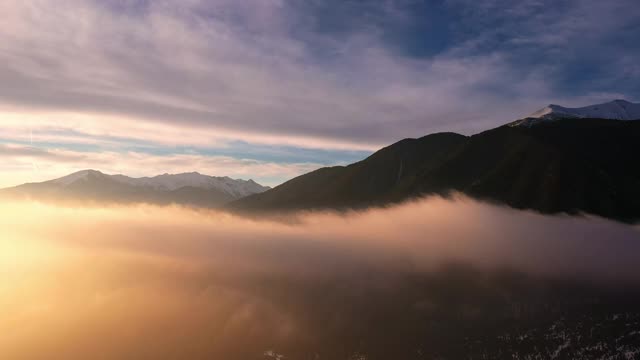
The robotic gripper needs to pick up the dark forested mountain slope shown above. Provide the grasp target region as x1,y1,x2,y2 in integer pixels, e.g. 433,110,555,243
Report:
231,119,640,222
230,132,468,210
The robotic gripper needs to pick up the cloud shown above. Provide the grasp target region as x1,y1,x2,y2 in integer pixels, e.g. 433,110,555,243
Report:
0,143,85,161
1,196,639,358
0,0,601,147
0,0,638,188
4,195,640,286
444,0,640,100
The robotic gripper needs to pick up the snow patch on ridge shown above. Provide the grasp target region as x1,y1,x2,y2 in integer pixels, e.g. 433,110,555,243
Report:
51,169,104,186
511,100,640,127
50,170,270,198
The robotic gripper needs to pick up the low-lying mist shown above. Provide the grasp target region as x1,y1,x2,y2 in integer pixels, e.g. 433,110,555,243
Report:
1,195,639,359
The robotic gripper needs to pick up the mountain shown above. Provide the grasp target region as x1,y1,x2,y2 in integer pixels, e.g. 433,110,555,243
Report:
7,100,639,221
231,113,640,222
510,99,640,127
230,132,468,210
1,170,270,207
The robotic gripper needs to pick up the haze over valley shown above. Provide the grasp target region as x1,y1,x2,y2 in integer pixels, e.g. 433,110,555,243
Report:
1,1,640,359
3,197,640,359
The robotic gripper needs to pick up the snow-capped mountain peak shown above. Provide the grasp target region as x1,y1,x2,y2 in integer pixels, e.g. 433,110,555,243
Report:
50,170,270,198
51,169,107,185
511,100,640,127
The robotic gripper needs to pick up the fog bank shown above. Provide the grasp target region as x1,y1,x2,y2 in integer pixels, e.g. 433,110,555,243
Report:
1,195,639,359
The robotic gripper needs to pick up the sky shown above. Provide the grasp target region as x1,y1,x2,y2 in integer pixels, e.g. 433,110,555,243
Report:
1,0,639,187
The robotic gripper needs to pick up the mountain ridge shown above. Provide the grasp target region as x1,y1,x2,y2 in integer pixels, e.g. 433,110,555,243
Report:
51,169,269,197
1,170,270,207
510,99,640,127
230,117,640,222
5,100,640,221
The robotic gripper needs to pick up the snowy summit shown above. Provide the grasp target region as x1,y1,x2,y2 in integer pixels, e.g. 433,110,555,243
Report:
511,100,640,127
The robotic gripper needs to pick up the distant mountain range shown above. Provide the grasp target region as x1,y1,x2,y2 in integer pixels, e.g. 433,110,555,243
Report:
231,100,640,222
1,170,270,207
3,100,639,221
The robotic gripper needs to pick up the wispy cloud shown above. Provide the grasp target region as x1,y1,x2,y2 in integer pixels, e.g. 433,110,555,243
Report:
0,143,322,187
0,0,637,186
